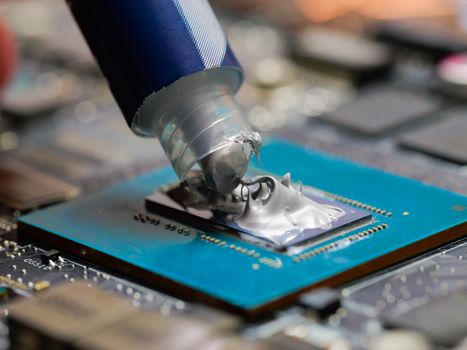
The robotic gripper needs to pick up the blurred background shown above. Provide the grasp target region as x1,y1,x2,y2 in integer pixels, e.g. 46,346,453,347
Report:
0,0,466,197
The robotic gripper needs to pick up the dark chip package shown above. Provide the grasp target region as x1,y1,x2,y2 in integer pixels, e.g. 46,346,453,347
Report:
399,114,467,164
320,86,439,136
384,289,467,346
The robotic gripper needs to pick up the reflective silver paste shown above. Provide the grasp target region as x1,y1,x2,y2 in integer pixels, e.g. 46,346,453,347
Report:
235,174,345,247
155,171,351,248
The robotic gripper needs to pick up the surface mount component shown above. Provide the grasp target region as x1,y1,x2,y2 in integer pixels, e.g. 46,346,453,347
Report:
320,85,439,136
375,20,467,58
8,281,137,349
298,287,341,320
437,53,467,99
384,288,467,347
40,249,61,264
399,111,467,164
18,140,467,316
75,308,238,350
293,27,392,84
0,159,80,210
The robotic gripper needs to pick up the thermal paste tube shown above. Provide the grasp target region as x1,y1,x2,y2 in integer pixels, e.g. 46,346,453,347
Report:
67,0,261,193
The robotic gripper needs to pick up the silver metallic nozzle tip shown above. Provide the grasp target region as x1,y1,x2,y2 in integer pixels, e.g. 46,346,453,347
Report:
201,143,249,195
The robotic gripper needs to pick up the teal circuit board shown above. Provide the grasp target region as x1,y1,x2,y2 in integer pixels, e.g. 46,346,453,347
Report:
18,139,467,316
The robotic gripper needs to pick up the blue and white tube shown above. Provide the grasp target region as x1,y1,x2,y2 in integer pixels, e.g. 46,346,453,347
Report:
67,0,261,194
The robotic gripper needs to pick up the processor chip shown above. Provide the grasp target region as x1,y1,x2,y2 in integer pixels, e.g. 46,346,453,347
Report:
146,182,371,249
17,140,467,316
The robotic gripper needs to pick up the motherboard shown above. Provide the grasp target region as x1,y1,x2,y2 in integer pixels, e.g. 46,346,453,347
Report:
0,1,467,350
